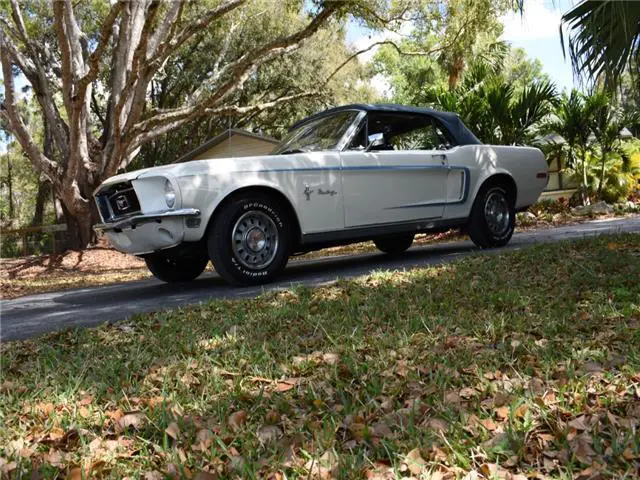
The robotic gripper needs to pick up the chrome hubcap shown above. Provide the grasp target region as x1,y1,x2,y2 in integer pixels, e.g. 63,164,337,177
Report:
231,211,278,270
484,191,510,236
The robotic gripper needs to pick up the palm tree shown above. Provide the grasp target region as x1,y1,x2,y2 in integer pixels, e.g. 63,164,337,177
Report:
561,0,640,84
424,72,556,146
587,92,638,199
544,90,593,204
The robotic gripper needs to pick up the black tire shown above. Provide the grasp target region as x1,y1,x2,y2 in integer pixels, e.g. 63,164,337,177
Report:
207,194,291,285
467,183,515,248
373,232,415,255
145,252,209,282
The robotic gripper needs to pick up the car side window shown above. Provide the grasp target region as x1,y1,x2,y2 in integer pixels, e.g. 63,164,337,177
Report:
348,120,368,150
365,113,456,152
391,121,439,150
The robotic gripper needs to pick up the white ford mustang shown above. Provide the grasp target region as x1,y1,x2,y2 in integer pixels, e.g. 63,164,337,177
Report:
94,104,548,285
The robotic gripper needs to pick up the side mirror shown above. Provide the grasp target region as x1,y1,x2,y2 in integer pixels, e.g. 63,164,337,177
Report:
366,133,384,152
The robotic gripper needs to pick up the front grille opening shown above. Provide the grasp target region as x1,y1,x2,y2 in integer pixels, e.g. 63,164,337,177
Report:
96,182,141,222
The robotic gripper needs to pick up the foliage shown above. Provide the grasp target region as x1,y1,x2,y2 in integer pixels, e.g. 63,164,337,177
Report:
564,147,640,204
1,234,639,478
133,19,375,169
423,67,557,145
0,0,399,247
542,90,639,204
561,0,640,86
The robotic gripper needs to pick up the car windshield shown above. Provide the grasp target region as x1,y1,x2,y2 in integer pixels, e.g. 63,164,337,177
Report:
272,111,360,154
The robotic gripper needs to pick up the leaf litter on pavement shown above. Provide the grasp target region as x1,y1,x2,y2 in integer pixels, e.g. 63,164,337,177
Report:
0,233,639,478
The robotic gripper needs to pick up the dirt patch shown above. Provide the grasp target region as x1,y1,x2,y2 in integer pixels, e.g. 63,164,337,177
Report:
1,242,149,300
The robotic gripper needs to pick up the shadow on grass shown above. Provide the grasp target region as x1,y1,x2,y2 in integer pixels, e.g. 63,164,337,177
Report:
1,234,639,478
50,241,479,306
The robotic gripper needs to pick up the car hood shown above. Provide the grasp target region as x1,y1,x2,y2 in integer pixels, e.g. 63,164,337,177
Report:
95,154,287,193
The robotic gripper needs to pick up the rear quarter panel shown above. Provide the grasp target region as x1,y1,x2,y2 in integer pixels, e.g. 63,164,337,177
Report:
444,145,547,220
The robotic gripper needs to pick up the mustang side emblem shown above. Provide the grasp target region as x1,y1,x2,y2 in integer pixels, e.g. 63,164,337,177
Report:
303,184,314,201
318,188,337,196
115,195,130,211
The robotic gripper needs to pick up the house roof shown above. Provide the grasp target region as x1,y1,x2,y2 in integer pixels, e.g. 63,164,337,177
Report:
176,129,279,163
290,103,483,146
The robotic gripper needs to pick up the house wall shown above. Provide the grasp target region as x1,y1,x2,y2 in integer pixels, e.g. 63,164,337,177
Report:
194,135,276,160
545,155,578,193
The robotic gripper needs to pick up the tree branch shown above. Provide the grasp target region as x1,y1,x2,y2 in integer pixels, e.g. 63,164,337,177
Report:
0,32,60,186
149,0,247,68
52,1,73,113
128,91,315,150
3,4,71,161
79,0,123,89
131,2,342,142
147,0,184,58
325,16,475,84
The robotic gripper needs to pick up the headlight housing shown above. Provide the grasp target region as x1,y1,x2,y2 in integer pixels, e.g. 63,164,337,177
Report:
164,179,176,209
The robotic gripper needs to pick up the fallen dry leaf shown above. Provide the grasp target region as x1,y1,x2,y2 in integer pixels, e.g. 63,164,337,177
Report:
193,472,217,480
364,462,395,480
495,406,510,420
227,455,246,474
117,412,146,431
571,434,596,465
257,425,282,445
479,463,510,479
274,378,301,392
265,410,281,424
426,418,449,433
44,449,64,467
371,421,394,439
568,415,589,431
144,471,164,480
195,428,215,448
528,378,545,395
622,447,635,461
480,418,497,431
165,422,181,440
305,450,338,479
228,410,247,432
404,448,426,475
459,387,476,399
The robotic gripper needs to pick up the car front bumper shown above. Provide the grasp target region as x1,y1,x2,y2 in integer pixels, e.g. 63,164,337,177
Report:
94,208,200,231
93,208,201,255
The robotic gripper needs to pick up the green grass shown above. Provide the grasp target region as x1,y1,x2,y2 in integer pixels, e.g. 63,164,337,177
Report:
1,234,639,479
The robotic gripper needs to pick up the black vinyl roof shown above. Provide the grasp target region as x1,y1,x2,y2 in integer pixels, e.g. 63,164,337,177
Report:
290,103,482,146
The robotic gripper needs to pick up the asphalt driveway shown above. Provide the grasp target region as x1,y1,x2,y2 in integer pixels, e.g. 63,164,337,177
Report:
2,216,639,342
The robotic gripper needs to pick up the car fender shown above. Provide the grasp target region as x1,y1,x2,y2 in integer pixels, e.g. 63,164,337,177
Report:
178,174,299,242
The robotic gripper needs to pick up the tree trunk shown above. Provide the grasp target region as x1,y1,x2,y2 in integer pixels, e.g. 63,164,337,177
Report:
6,156,14,219
597,150,607,200
448,55,465,90
30,180,51,226
59,200,98,251
581,153,590,206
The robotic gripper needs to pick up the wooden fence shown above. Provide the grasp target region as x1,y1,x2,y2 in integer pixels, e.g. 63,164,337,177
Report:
1,224,67,256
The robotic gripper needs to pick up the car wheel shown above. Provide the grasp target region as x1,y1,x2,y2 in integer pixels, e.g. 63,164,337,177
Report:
468,184,515,248
145,252,209,283
208,194,291,285
374,232,415,255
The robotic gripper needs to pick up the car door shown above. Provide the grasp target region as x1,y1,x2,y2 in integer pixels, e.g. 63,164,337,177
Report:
340,113,453,228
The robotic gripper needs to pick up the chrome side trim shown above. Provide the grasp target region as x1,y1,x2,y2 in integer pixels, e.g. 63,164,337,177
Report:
93,208,200,231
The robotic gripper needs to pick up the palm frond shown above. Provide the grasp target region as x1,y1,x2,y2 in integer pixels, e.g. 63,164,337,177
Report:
561,0,640,85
